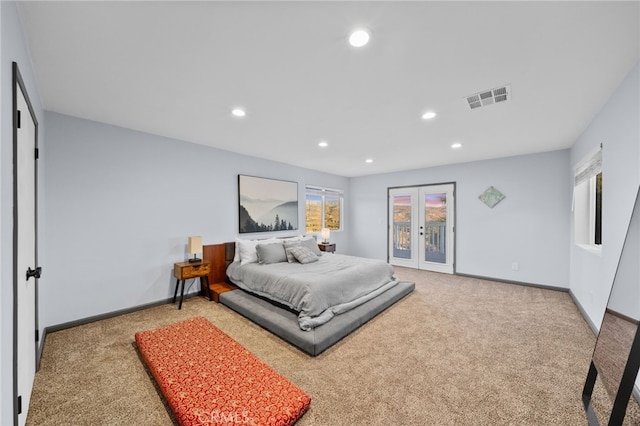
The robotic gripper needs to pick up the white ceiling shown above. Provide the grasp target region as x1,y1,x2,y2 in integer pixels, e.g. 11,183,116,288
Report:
17,1,640,177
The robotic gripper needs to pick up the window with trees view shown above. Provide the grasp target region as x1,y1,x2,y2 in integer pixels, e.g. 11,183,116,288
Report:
305,185,343,233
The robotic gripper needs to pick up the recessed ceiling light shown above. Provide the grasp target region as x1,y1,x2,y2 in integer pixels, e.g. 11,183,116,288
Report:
349,29,370,47
231,108,246,117
318,141,329,148
365,158,373,163
451,142,463,149
422,111,437,120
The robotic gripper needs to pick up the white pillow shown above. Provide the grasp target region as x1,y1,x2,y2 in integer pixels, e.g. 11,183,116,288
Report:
236,237,279,265
233,238,244,262
235,236,303,262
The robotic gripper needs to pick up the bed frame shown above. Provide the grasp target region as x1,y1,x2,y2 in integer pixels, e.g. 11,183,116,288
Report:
203,243,415,356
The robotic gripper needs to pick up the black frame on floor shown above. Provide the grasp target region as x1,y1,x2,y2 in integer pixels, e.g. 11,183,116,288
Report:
582,324,640,426
582,186,640,426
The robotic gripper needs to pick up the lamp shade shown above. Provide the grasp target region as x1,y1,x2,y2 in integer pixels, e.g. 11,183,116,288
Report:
188,236,202,255
321,228,331,241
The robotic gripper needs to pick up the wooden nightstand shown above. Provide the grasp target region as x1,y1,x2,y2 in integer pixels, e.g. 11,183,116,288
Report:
318,243,336,253
173,261,211,309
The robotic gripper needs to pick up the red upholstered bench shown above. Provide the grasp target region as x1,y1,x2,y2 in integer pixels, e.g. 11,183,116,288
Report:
135,317,311,426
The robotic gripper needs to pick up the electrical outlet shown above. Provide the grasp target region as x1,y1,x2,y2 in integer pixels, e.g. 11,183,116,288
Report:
511,262,519,271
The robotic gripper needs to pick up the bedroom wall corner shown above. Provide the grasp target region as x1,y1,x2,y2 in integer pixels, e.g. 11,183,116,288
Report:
569,61,640,330
41,112,349,329
348,149,571,289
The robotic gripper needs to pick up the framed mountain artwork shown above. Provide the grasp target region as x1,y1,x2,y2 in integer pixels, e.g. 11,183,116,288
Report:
238,175,298,234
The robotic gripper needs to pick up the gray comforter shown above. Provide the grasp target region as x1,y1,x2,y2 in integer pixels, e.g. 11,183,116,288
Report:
226,254,399,331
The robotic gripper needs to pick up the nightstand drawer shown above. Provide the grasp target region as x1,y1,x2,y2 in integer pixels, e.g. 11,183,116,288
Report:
174,262,210,279
318,243,336,253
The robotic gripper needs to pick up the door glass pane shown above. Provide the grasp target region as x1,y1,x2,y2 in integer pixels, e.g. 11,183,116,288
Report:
425,193,447,263
393,195,412,259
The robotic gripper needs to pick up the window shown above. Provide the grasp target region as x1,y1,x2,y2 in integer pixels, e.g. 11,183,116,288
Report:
594,172,602,245
305,185,343,233
574,146,602,251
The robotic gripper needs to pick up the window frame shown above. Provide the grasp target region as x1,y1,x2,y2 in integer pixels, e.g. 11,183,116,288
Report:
305,185,344,234
573,146,602,254
591,172,602,246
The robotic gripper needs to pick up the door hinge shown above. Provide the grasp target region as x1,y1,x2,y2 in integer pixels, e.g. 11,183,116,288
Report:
26,266,42,281
35,147,40,160
17,395,22,414
17,110,21,129
35,329,39,342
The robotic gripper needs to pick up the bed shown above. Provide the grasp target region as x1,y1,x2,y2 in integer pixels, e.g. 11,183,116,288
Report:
203,238,415,356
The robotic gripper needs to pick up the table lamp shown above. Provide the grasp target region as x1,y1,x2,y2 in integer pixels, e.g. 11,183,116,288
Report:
321,228,330,244
188,236,202,263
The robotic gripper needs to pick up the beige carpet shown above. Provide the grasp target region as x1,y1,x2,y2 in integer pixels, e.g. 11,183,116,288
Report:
27,268,640,425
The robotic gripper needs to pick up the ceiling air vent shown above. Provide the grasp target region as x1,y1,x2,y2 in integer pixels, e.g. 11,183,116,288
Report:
465,84,511,110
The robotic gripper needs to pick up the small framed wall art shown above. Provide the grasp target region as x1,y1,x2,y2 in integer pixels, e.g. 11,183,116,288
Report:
479,186,505,208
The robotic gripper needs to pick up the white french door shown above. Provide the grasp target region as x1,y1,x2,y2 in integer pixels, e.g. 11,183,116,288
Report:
388,184,455,274
14,62,39,426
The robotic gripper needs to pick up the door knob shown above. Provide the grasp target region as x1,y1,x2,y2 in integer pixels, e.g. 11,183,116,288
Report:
26,266,41,280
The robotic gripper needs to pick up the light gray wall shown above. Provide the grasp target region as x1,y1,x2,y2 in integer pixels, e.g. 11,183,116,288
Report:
42,112,348,328
1,2,45,424
570,62,640,328
349,150,571,288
